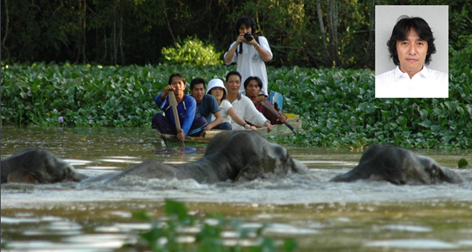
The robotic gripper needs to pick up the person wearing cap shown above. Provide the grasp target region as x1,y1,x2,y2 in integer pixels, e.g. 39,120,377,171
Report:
224,71,273,132
189,78,230,131
207,78,257,131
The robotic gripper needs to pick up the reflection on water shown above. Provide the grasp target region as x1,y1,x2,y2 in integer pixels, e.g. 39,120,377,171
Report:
366,239,459,249
1,127,472,252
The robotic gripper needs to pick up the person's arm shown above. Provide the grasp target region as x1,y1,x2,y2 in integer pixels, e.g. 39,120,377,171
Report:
206,111,223,131
224,41,240,65
277,112,288,123
227,107,257,131
205,95,223,131
264,121,273,132
263,100,287,124
160,85,175,100
155,85,175,109
180,96,196,138
242,96,273,132
155,93,165,107
247,36,273,62
177,129,185,141
155,93,169,111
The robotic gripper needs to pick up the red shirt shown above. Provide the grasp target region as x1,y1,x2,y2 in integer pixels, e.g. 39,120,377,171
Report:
254,101,285,125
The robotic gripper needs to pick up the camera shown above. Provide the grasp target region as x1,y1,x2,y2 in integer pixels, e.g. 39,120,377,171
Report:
244,33,253,42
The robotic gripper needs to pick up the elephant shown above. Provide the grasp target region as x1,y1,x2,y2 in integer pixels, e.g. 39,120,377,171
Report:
1,131,308,184
330,144,465,184
1,148,87,184
2,135,465,186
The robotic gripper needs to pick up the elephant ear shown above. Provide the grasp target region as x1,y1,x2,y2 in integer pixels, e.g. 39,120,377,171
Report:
7,171,38,184
234,165,259,182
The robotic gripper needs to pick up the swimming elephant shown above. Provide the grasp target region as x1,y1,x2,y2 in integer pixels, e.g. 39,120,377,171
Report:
1,131,308,184
1,148,88,184
330,144,465,184
84,131,308,183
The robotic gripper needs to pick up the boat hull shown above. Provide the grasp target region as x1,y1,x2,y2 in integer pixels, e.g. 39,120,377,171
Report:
158,114,302,147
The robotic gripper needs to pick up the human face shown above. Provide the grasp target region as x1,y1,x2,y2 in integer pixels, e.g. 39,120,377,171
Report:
225,75,241,95
210,87,225,102
239,24,252,35
245,80,261,99
191,83,205,103
170,77,186,96
396,29,428,78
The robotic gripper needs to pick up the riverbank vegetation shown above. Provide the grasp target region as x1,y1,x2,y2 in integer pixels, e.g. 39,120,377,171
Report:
2,63,471,149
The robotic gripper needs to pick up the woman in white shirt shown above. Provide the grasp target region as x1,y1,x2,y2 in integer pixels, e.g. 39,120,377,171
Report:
207,79,256,131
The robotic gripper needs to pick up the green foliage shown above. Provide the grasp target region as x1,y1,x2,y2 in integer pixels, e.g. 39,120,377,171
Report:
161,37,222,66
2,63,471,149
267,66,472,149
458,158,469,169
132,199,297,252
450,34,472,75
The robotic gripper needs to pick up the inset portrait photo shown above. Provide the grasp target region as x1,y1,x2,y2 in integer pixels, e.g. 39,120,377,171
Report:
375,5,449,98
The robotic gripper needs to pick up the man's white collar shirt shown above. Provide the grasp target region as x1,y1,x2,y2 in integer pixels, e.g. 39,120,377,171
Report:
375,65,449,98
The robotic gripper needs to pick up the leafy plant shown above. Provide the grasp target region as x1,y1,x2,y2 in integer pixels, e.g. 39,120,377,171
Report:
161,37,222,66
132,199,298,252
450,34,472,75
458,158,469,169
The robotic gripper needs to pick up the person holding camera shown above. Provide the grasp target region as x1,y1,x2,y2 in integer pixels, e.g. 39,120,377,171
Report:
224,15,273,97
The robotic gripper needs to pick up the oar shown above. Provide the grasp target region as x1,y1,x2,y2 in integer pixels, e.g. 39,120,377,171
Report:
260,100,296,134
168,91,185,148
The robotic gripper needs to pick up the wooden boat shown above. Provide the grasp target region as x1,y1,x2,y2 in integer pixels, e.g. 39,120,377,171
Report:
158,113,302,147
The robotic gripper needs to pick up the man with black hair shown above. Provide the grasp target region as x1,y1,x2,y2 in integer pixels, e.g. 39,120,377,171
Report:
224,15,273,96
152,73,207,140
225,71,273,132
375,16,448,98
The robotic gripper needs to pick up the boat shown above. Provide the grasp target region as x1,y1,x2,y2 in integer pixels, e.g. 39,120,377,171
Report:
158,113,302,147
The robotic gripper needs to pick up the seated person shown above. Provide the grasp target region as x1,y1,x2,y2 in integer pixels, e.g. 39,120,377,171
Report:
189,78,230,131
244,76,287,125
151,73,207,141
206,78,257,131
224,71,273,132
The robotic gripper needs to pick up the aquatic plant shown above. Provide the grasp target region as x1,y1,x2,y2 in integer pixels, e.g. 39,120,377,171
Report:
132,199,298,252
458,158,469,169
1,63,471,149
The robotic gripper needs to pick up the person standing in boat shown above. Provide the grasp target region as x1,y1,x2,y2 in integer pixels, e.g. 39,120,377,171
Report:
224,71,273,132
151,73,207,141
244,76,287,125
206,78,257,131
189,77,229,131
224,15,273,97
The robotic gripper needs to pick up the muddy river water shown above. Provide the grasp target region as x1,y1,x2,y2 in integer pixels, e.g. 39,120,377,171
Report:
1,127,472,252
